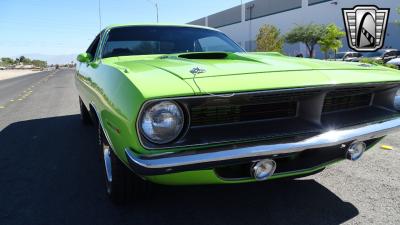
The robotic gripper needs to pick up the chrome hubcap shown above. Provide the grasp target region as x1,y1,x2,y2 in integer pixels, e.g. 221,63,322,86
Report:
103,144,112,191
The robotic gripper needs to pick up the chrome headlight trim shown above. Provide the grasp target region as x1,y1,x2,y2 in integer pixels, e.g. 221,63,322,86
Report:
394,90,400,110
138,100,185,145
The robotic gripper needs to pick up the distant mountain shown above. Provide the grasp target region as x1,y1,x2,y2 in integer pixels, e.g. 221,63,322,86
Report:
17,53,78,65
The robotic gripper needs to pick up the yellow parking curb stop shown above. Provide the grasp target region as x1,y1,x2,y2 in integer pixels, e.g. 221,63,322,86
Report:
381,145,393,150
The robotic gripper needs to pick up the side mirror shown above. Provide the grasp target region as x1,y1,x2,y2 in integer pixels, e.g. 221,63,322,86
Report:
77,53,92,63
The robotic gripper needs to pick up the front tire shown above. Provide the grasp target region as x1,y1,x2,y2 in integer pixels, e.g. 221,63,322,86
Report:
99,127,149,204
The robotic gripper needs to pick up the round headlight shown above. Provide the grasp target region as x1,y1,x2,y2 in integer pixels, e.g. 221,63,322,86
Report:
140,101,184,144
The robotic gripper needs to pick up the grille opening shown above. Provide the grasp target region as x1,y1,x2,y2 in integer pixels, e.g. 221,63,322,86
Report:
323,93,372,113
322,106,399,128
188,91,317,127
323,87,375,113
249,90,321,103
190,101,298,126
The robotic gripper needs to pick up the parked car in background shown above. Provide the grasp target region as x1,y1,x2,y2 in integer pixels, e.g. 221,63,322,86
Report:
76,24,400,204
387,58,400,69
334,52,362,62
355,49,400,63
0,66,6,70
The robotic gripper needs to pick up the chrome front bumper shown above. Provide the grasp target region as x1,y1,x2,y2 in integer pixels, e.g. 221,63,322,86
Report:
125,117,400,175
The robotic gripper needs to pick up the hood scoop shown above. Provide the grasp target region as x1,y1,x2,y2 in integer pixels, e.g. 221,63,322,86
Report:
178,52,228,60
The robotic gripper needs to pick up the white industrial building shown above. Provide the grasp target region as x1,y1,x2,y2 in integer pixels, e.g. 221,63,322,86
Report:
189,0,400,58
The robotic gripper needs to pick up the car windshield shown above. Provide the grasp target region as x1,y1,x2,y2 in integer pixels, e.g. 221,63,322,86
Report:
335,53,346,59
363,51,384,57
102,26,244,58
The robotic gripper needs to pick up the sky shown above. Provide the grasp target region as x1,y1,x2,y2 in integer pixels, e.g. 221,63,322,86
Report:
0,0,252,58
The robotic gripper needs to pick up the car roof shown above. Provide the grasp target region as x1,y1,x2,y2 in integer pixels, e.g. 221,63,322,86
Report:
103,23,220,32
381,49,399,52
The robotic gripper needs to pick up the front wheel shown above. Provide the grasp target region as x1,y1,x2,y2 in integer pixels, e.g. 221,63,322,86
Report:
99,127,150,204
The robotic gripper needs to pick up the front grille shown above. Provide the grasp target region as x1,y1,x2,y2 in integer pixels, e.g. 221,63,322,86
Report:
139,82,400,149
248,90,320,103
323,87,374,113
190,101,297,126
190,86,376,126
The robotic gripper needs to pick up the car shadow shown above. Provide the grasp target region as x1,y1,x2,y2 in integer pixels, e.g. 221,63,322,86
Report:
0,115,359,225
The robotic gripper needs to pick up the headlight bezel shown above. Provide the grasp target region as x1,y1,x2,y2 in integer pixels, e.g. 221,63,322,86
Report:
137,100,187,145
394,94,400,111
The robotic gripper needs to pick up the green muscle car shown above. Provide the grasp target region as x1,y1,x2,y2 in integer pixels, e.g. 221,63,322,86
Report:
76,24,400,203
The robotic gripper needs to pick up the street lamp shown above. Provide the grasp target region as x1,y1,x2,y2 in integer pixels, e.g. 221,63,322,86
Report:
247,4,255,51
98,0,102,31
147,0,159,23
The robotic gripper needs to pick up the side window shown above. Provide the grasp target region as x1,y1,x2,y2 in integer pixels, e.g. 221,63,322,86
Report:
384,52,394,58
86,35,100,59
390,51,397,57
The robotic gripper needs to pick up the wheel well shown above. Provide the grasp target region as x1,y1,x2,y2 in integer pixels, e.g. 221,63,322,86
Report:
89,104,100,126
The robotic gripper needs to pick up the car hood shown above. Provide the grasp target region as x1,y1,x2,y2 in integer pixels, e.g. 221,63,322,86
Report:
110,52,400,96
115,52,389,79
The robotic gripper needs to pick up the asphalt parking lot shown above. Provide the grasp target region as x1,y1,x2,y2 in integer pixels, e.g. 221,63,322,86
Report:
0,69,400,225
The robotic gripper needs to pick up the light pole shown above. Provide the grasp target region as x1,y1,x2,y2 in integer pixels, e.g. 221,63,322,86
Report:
155,3,159,23
98,0,102,31
247,4,255,51
147,0,159,23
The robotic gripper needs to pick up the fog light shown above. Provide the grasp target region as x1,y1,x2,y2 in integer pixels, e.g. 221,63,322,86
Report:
346,142,366,161
251,159,276,181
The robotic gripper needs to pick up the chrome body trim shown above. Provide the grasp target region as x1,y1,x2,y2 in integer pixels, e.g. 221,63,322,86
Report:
126,117,400,175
